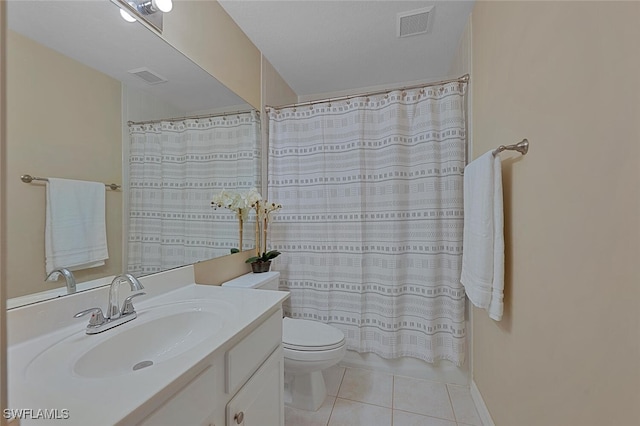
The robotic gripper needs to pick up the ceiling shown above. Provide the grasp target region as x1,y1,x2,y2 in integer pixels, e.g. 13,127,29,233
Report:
219,0,475,98
7,1,475,108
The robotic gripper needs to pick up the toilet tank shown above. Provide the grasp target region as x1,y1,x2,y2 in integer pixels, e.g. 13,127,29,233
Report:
221,271,280,290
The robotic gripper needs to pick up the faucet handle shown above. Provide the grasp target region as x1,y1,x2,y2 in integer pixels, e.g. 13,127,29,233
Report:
74,307,106,327
121,292,146,316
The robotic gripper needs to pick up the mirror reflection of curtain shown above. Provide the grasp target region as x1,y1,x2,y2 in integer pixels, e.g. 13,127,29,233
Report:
268,82,467,365
127,111,260,276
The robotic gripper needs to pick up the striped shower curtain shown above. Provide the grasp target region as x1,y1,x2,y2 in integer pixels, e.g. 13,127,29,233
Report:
127,111,260,276
268,82,467,365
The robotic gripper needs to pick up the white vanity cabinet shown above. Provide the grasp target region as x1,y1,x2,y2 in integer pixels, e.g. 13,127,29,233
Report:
226,347,283,426
137,310,284,426
137,365,220,426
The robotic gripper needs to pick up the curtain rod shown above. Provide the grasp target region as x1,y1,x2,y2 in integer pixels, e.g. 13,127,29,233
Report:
265,74,469,111
127,108,259,126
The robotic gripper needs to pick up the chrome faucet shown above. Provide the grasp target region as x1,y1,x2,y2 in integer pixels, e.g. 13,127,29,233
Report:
74,273,145,335
45,268,76,294
107,273,144,319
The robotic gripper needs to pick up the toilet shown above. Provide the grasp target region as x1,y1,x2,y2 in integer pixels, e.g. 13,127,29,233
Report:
222,271,346,411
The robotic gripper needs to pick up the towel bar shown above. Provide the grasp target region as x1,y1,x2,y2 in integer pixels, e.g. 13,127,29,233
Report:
20,174,121,190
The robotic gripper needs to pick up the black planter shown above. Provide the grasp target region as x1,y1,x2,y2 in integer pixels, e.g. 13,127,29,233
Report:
251,261,271,273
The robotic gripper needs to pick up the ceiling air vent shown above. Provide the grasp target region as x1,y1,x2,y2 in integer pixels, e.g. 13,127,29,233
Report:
397,6,434,38
128,67,168,85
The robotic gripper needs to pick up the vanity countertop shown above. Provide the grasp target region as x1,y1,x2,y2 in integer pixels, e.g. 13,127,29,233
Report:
7,272,289,425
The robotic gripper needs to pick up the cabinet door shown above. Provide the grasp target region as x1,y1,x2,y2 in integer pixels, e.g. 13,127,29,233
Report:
138,365,218,426
226,346,284,426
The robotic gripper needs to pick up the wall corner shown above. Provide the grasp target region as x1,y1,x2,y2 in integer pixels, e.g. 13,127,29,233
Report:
470,380,495,426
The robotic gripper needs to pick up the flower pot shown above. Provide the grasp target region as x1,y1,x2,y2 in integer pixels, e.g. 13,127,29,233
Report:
251,261,271,273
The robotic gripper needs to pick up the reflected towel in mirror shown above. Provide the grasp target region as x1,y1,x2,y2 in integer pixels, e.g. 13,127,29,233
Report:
45,178,109,274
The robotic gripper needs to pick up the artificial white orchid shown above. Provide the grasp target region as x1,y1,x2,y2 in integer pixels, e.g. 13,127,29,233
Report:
211,189,233,209
259,201,283,220
211,189,249,220
211,189,251,251
211,189,283,258
244,188,263,208
252,199,283,258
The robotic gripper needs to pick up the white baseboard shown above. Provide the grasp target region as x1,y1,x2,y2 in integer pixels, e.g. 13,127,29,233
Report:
470,380,495,426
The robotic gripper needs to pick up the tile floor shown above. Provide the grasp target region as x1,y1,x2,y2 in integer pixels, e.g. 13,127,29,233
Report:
285,366,483,426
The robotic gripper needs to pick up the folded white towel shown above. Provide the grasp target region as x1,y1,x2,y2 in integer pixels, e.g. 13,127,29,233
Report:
460,151,504,321
45,178,109,274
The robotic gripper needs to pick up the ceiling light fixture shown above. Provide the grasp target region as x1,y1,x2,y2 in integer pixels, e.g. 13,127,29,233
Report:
152,0,173,13
119,8,137,23
115,0,172,32
135,0,173,15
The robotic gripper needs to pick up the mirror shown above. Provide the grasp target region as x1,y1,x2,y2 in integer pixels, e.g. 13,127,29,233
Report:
6,0,260,306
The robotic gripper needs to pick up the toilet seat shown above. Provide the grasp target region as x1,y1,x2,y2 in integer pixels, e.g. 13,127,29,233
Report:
283,344,346,362
283,318,345,352
284,341,345,351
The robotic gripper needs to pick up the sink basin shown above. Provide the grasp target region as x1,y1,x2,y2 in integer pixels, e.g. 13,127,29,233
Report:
74,309,220,378
25,300,236,382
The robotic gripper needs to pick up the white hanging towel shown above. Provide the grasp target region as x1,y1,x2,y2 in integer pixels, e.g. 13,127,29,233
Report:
45,178,109,274
460,151,504,321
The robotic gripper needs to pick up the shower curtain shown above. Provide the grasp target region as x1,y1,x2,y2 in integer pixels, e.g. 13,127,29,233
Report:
268,82,466,365
128,111,260,276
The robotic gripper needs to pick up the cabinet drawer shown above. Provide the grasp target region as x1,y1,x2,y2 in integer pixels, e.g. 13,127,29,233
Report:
138,365,216,426
225,310,282,394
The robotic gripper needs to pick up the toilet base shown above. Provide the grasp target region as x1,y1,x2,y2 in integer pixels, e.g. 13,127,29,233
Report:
284,370,327,411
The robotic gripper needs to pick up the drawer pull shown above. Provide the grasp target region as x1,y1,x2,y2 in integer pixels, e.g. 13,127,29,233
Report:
234,411,244,424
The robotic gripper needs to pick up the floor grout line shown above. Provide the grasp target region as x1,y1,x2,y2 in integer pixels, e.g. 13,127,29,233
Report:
326,367,347,425
333,396,393,409
445,383,459,424
390,374,395,426
326,397,337,426
392,407,461,424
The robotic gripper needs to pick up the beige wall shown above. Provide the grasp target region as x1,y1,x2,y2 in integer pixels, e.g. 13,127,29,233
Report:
261,56,298,109
6,31,123,298
162,0,261,109
471,2,640,425
193,251,252,285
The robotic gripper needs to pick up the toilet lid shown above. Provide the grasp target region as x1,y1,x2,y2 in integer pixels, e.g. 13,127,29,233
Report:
283,318,345,351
